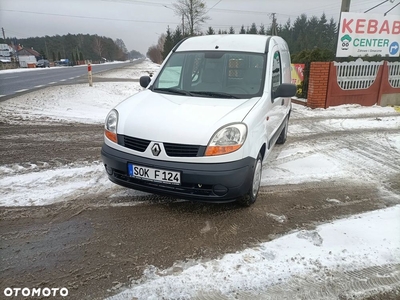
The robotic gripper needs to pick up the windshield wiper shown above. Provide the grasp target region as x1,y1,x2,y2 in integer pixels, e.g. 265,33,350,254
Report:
153,88,193,96
189,91,239,99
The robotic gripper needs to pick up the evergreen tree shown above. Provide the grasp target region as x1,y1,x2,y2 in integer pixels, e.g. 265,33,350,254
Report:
229,26,235,34
162,26,174,59
279,19,292,47
259,24,266,35
206,26,215,35
71,52,75,64
40,49,46,59
239,25,246,34
52,52,56,62
292,14,308,53
249,23,258,34
173,26,183,45
57,51,61,61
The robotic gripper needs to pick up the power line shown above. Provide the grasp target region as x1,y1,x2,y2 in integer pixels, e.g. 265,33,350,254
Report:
364,0,389,12
384,1,400,14
206,0,223,13
0,9,179,25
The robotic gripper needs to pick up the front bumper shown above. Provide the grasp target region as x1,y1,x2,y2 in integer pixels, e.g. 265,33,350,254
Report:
101,144,255,202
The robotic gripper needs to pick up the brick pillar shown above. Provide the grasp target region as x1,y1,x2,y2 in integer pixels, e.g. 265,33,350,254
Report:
307,62,330,109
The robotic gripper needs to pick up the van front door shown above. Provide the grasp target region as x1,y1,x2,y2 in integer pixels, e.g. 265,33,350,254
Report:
266,48,286,148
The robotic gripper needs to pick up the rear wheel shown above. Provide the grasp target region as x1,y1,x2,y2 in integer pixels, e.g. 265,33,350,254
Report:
237,153,262,206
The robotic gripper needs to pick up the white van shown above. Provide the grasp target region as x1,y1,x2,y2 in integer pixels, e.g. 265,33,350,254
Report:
101,34,296,206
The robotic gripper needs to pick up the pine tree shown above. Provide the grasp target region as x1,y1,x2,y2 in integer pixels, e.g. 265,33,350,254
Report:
249,23,258,34
162,26,174,59
259,24,266,35
206,26,215,35
173,26,183,45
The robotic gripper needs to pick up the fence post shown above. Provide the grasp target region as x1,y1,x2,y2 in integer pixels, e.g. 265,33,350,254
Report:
376,61,387,106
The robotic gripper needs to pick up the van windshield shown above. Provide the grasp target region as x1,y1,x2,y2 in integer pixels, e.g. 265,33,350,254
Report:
152,51,265,99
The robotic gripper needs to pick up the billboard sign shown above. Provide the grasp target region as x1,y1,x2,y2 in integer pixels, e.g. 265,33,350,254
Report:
336,12,400,57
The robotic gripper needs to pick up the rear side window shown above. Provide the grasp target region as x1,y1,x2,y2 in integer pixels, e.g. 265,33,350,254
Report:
271,51,281,95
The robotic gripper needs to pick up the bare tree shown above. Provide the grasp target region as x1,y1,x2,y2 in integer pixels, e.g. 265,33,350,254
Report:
114,38,128,54
173,0,210,36
93,36,103,59
146,34,166,64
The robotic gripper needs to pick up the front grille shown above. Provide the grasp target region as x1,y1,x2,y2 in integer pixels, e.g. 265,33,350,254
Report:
120,135,151,152
119,135,204,157
164,143,201,157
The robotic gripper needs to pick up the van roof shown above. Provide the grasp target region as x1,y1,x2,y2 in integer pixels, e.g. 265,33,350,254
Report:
176,34,273,54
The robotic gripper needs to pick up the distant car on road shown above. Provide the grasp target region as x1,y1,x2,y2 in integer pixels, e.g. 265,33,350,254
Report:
36,59,50,68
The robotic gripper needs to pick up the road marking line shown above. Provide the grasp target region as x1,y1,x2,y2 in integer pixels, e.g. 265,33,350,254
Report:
35,85,44,88
15,89,28,93
48,82,56,84
59,79,66,82
69,77,75,80
4,76,18,79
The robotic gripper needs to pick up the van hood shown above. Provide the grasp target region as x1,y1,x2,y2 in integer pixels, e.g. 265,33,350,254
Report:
116,90,260,145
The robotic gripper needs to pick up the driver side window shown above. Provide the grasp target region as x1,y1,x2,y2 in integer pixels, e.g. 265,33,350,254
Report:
271,51,282,96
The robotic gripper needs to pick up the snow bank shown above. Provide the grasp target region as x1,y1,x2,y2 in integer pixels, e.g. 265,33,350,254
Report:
107,205,400,300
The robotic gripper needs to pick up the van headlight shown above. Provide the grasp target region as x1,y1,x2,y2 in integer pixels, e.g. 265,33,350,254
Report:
205,123,247,156
105,109,118,143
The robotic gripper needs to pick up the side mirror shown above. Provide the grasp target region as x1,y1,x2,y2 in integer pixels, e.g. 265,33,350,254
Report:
273,83,296,99
140,76,151,88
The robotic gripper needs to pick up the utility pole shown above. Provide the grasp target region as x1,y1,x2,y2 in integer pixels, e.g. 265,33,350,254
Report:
336,0,351,59
270,13,277,36
2,27,5,40
340,0,351,13
182,14,185,36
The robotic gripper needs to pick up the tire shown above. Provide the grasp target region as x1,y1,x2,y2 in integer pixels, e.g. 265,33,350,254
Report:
237,153,262,207
276,116,289,145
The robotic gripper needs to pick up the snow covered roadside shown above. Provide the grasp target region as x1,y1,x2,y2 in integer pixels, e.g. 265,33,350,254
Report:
0,82,141,124
0,60,130,75
107,205,400,300
95,59,160,79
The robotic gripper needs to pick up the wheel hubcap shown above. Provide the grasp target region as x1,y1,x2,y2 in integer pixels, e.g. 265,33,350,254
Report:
252,160,262,197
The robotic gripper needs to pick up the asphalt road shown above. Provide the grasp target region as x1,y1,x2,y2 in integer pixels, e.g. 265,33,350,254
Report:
0,60,142,99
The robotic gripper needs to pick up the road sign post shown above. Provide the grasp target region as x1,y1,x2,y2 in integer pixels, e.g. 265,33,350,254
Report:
88,63,93,87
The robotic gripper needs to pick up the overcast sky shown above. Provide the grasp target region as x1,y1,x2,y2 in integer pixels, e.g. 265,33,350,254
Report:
0,0,399,55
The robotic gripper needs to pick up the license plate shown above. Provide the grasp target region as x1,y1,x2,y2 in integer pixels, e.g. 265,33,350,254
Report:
128,164,181,185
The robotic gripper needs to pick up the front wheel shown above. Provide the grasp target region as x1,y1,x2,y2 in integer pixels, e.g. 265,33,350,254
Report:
276,116,289,144
237,153,262,206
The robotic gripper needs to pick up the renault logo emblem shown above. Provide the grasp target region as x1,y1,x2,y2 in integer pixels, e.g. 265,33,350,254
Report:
151,143,161,156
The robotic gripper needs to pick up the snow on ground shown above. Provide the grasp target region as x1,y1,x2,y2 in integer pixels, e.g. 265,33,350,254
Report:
1,60,400,298
0,82,141,124
96,59,160,79
107,205,400,300
0,58,399,206
0,60,130,74
291,103,397,119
